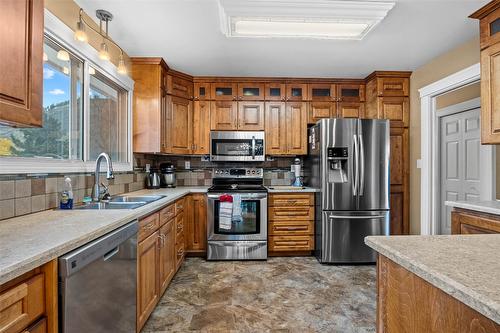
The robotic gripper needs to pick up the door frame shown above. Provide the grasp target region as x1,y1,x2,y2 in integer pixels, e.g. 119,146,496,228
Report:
419,63,495,235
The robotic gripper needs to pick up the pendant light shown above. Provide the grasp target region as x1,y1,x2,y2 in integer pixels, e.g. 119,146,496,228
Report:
57,50,70,61
117,51,127,74
74,9,88,42
99,40,110,61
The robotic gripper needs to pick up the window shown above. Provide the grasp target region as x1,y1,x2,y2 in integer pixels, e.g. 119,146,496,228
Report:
0,38,83,160
0,16,133,174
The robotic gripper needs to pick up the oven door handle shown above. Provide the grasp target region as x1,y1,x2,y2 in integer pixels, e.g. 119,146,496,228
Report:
251,136,256,160
208,194,267,200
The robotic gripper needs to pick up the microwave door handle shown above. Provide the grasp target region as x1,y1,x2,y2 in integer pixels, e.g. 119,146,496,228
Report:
251,136,256,160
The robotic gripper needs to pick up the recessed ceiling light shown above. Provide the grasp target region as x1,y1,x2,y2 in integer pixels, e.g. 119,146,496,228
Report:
218,0,395,40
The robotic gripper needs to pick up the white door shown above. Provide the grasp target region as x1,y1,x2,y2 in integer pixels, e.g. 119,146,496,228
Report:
439,108,481,234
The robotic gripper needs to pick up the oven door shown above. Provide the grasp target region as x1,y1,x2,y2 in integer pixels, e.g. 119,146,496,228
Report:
210,131,265,161
207,193,267,241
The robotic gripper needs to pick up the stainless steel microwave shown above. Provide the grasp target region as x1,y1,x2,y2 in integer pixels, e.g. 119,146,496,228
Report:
210,131,265,162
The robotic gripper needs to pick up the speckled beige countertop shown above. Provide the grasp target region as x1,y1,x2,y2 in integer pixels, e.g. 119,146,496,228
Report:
446,200,500,216
0,187,208,285
365,235,500,324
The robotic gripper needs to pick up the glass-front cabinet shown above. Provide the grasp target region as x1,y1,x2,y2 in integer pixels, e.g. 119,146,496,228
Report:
286,83,308,101
194,82,211,100
308,83,336,101
237,83,264,101
264,83,286,101
212,83,238,101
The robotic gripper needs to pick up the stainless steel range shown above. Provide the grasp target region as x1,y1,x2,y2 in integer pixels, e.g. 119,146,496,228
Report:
207,167,267,260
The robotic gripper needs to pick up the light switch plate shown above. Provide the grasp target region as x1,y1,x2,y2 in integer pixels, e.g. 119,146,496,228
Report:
185,161,190,169
416,159,422,169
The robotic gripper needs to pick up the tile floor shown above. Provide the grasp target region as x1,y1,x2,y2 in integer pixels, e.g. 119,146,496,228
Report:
143,257,376,333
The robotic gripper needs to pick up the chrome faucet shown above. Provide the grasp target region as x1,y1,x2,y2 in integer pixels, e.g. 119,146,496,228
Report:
92,152,114,202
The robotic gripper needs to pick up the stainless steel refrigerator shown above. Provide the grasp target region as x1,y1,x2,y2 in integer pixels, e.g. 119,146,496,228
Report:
306,118,390,264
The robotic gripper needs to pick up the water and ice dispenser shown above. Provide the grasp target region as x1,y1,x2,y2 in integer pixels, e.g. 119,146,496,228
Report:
327,147,348,183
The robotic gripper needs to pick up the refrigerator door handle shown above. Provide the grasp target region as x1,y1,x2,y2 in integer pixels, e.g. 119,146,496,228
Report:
328,215,386,220
359,134,365,196
353,134,359,196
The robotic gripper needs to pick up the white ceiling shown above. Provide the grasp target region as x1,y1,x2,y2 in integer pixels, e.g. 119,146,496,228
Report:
75,0,487,78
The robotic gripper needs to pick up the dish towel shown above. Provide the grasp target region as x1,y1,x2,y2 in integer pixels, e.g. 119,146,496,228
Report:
232,194,242,223
219,194,233,230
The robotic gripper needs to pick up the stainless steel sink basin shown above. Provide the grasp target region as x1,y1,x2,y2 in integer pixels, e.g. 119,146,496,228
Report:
109,195,165,203
74,202,146,210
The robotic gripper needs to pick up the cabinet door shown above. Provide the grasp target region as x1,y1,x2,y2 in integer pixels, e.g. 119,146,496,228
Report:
378,96,409,127
308,83,335,102
337,84,365,102
337,102,364,118
158,220,175,295
0,0,44,127
186,194,207,253
166,74,193,99
169,96,192,154
160,70,169,153
309,102,335,124
286,102,308,155
237,83,264,101
377,77,409,97
194,82,211,100
211,83,237,101
265,83,286,101
24,317,47,333
389,190,405,235
238,101,264,130
286,84,308,101
137,231,160,331
192,101,210,154
480,43,500,143
265,102,287,155
389,127,408,186
210,101,238,130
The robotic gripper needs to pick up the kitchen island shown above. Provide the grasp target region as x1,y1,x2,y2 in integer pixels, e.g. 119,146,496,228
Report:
365,235,500,332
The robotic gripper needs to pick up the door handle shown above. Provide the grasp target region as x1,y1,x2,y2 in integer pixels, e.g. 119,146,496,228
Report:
353,134,359,196
251,136,256,160
103,246,120,261
359,134,365,196
328,215,386,220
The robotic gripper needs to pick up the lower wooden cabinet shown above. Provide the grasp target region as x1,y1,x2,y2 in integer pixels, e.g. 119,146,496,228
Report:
158,220,175,295
185,194,207,255
268,193,315,255
0,260,57,333
377,255,500,332
451,209,500,234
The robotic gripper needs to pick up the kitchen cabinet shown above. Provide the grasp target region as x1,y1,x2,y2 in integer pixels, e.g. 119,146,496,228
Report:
286,83,308,101
471,2,500,144
265,102,307,155
167,95,192,154
166,72,193,100
194,82,211,100
309,102,335,124
210,101,238,130
0,0,44,127
451,208,500,234
265,83,286,101
377,254,500,332
337,102,365,118
238,101,265,130
337,84,365,103
389,127,409,235
308,83,336,102
0,260,57,333
175,199,186,270
185,194,208,255
212,82,238,101
268,193,315,255
237,83,264,101
158,220,175,295
192,101,211,154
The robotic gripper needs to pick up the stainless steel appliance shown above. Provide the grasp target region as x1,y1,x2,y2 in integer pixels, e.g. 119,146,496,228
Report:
146,168,161,189
307,118,390,264
59,220,138,332
160,162,176,188
207,167,267,260
210,131,265,162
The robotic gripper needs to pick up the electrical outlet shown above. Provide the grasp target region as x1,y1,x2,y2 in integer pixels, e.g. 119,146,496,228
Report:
145,164,151,172
185,161,190,169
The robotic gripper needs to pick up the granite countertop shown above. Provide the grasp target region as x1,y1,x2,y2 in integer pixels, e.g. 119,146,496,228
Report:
265,186,320,193
365,235,500,324
0,186,208,285
445,200,500,216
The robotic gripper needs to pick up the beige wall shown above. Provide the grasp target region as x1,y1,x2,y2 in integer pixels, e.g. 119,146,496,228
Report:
435,82,480,109
45,0,130,67
409,37,480,235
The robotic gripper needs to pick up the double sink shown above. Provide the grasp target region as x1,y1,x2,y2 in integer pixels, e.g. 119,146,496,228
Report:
75,195,165,210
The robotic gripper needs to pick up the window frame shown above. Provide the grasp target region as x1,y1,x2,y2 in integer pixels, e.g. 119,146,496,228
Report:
0,9,134,174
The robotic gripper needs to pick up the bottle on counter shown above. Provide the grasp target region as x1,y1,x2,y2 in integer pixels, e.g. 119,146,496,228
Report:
60,177,74,209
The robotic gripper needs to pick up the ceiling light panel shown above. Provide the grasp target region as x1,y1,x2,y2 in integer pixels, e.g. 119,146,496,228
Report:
218,0,396,40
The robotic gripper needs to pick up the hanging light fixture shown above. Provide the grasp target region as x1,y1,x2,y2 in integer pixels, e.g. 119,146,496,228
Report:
57,50,70,61
43,52,48,62
74,8,128,75
89,66,96,75
74,9,88,42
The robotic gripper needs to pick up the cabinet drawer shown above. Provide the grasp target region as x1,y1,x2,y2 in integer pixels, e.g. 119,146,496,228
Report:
175,198,185,215
23,317,46,333
269,220,314,236
175,213,184,241
268,194,314,207
269,206,314,221
139,213,160,242
0,274,45,333
159,204,175,225
269,235,314,251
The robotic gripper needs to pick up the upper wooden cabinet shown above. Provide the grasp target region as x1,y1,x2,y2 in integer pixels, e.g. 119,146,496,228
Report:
238,101,265,130
212,83,238,100
167,96,192,154
194,82,211,100
265,102,307,155
309,102,335,124
237,83,264,101
265,102,287,155
265,83,286,101
337,84,365,102
192,101,210,154
166,72,193,99
0,0,44,127
210,101,238,130
471,2,500,144
286,83,308,101
308,84,336,102
338,102,365,119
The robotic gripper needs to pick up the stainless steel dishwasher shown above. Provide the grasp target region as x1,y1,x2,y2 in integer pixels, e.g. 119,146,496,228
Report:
59,220,138,333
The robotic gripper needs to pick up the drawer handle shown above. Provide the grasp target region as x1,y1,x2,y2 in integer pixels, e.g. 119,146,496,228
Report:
143,223,155,230
0,282,28,308
177,248,184,256
275,226,307,231
177,205,183,210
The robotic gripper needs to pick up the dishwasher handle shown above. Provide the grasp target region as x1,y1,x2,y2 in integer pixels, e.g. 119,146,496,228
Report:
59,220,138,278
